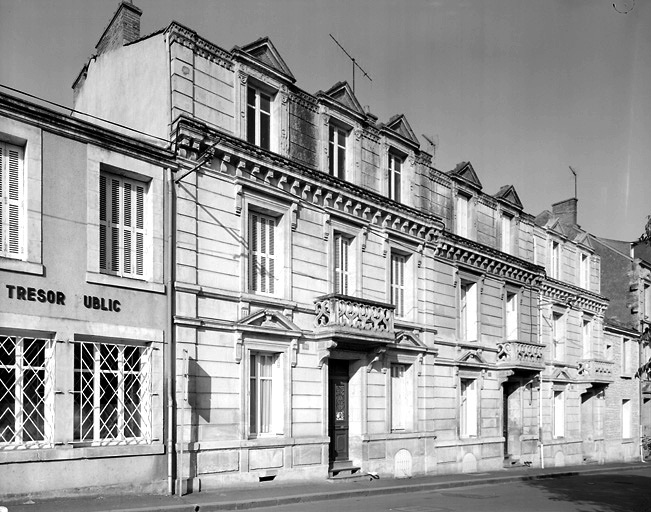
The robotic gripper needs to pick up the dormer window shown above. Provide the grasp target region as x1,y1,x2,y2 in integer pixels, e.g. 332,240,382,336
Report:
456,194,470,238
550,240,561,280
579,252,590,290
501,214,512,254
328,124,347,180
247,86,271,150
388,152,402,202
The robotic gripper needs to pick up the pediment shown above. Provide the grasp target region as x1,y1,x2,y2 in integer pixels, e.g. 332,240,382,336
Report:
323,81,365,115
449,161,483,191
573,231,594,250
236,309,301,333
238,36,295,82
394,330,430,352
546,217,568,238
551,368,573,382
494,185,523,210
385,114,419,145
457,349,488,367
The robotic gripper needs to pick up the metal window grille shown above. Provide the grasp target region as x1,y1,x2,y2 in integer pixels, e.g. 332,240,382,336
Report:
73,341,152,445
0,335,55,449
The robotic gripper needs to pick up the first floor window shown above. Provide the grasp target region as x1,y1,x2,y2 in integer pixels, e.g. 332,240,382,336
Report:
460,281,478,341
622,338,631,374
249,352,283,436
582,318,592,359
391,364,411,430
553,390,565,438
334,233,351,295
73,341,152,444
0,141,24,258
505,292,518,341
460,378,478,437
391,253,406,317
0,335,54,448
249,211,277,294
552,312,565,361
100,171,147,279
622,399,632,438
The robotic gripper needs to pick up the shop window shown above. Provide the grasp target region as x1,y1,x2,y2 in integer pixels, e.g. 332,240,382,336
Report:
249,352,283,436
246,86,271,150
0,142,24,259
0,335,55,449
73,341,152,445
553,390,565,438
388,152,402,202
460,378,478,437
99,171,147,279
459,280,478,341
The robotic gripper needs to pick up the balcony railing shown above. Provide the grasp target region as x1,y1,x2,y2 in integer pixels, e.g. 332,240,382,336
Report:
496,340,545,369
577,358,614,383
314,294,395,340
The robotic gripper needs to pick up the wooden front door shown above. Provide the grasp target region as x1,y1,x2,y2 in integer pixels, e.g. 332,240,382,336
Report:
328,359,350,462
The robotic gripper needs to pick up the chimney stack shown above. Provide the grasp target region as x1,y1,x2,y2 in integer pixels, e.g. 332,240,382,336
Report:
95,1,142,56
552,197,578,227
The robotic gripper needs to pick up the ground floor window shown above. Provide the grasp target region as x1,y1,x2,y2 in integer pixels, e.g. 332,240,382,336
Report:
460,378,478,438
0,335,55,448
553,389,565,438
249,352,283,436
73,341,152,445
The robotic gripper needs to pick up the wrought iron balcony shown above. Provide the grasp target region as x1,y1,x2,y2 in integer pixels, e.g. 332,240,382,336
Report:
496,340,545,370
314,294,395,342
577,358,614,383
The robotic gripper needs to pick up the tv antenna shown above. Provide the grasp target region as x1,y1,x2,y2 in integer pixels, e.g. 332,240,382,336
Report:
329,34,372,94
569,166,578,199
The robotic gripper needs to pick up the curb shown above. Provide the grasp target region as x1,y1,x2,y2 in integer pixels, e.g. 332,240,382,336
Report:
110,463,648,512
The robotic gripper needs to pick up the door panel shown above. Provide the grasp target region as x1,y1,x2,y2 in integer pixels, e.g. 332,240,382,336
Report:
329,360,349,462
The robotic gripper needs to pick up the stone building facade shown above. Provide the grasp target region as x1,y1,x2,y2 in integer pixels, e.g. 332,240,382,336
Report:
1,0,643,498
0,91,175,496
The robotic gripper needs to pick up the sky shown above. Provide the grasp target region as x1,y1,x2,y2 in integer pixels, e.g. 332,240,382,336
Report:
0,0,649,241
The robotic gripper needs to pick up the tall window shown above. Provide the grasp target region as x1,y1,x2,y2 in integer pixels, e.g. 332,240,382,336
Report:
582,318,592,358
249,212,276,294
100,172,146,279
460,281,478,341
579,253,590,290
388,153,402,202
505,292,518,341
0,141,24,259
247,86,271,150
460,378,478,437
622,338,631,374
329,125,347,179
334,233,350,295
456,195,469,238
0,335,54,448
391,364,410,431
73,341,152,444
552,312,565,361
553,390,565,438
550,240,560,279
622,399,632,438
249,352,283,436
501,214,512,254
644,283,651,320
391,253,406,318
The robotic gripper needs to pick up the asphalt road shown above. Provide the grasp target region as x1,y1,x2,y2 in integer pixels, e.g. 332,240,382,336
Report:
252,467,651,512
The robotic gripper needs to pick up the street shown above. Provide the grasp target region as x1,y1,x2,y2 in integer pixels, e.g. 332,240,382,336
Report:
252,467,651,512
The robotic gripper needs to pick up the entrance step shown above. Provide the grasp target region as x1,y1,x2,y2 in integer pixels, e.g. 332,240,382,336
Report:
329,463,362,480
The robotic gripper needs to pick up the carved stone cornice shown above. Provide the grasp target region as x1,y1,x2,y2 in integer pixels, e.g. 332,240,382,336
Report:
289,89,319,113
436,232,543,286
168,22,233,70
542,277,609,314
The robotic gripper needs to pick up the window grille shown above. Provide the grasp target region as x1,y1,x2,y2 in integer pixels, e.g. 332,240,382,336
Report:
0,335,55,449
73,341,152,445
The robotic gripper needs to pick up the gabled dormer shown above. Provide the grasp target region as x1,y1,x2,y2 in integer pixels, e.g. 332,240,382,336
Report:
319,81,366,118
493,185,523,211
233,36,296,84
448,162,483,240
383,114,420,148
448,161,483,192
493,185,523,256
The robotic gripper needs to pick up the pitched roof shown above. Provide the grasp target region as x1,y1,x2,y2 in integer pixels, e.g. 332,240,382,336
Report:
384,114,419,146
237,36,295,82
448,161,483,191
321,81,365,115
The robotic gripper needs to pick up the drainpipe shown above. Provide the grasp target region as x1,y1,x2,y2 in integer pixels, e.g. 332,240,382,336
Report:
166,166,177,494
538,288,545,469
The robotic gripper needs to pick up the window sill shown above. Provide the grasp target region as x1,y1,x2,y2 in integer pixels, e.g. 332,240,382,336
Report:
0,442,164,463
0,259,44,276
86,272,165,294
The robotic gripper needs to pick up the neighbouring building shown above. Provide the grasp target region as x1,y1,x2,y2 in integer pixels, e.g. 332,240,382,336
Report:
1,1,644,499
0,90,175,496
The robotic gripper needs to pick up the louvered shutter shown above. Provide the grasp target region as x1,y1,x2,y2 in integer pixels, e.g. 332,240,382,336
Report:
249,212,276,294
1,142,24,257
99,174,108,270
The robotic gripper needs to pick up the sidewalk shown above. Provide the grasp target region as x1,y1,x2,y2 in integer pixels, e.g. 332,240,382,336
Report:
2,461,648,512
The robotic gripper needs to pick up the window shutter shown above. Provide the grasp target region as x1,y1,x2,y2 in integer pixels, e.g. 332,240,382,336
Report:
99,174,108,270
250,213,259,292
0,142,24,257
249,213,276,294
466,284,478,341
267,217,275,294
334,234,341,293
467,380,478,436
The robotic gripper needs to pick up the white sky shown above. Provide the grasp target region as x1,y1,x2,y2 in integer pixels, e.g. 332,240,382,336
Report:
1,0,649,240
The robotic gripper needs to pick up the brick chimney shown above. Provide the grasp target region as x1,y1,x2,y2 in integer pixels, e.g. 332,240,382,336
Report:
95,1,142,56
552,197,578,227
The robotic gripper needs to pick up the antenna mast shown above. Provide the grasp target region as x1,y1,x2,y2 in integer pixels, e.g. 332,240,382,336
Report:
329,34,372,93
569,166,578,199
